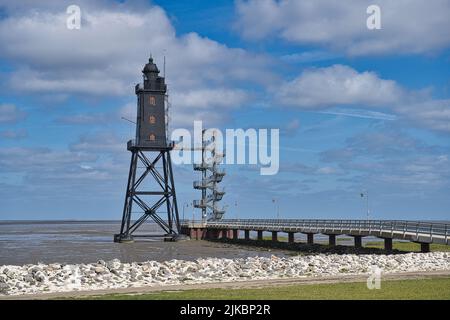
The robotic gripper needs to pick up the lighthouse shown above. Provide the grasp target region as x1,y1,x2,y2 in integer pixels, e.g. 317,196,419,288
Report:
114,57,181,243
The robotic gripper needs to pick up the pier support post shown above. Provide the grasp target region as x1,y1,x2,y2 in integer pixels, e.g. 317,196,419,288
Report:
328,234,336,246
257,230,263,241
353,235,362,248
199,228,206,240
189,228,196,240
272,231,278,242
384,238,393,251
288,232,295,244
233,229,239,240
244,230,250,241
221,229,228,240
207,229,218,240
307,233,314,245
180,226,189,236
420,242,430,253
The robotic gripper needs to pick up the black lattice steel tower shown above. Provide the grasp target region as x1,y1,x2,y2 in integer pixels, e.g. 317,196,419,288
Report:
114,57,180,243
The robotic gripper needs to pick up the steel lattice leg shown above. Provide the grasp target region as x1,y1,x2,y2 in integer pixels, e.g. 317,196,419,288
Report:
114,150,180,242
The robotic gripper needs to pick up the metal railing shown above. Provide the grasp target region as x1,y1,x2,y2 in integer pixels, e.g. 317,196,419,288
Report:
180,219,450,244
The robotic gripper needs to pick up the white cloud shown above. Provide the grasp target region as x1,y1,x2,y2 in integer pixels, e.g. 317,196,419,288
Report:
396,99,450,133
276,64,450,133
276,64,405,108
69,132,125,154
0,1,272,125
281,51,339,64
0,147,96,171
235,0,450,55
0,4,270,87
171,89,250,109
9,69,129,95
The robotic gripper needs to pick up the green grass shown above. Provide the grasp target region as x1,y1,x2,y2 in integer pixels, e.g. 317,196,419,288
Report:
337,237,352,242
212,237,450,255
260,236,352,242
262,236,288,241
364,241,450,252
87,277,450,300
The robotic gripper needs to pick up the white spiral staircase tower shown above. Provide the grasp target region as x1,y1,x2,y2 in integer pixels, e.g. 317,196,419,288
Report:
193,129,226,221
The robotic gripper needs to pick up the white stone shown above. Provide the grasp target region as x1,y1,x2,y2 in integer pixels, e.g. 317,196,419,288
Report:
0,253,449,296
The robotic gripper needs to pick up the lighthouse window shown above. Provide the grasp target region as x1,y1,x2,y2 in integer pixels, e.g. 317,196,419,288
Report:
149,133,156,141
149,96,156,106
149,116,156,124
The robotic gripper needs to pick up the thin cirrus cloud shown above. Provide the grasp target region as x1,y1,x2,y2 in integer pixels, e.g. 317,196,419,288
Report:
0,129,28,139
235,0,450,56
56,113,112,125
69,131,125,154
281,51,340,64
0,104,26,123
319,130,450,188
319,108,397,121
0,146,125,190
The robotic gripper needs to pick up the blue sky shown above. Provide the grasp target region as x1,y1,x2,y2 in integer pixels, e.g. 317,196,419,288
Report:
0,0,449,220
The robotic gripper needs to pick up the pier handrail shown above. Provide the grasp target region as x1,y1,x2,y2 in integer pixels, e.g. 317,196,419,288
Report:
180,219,450,239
